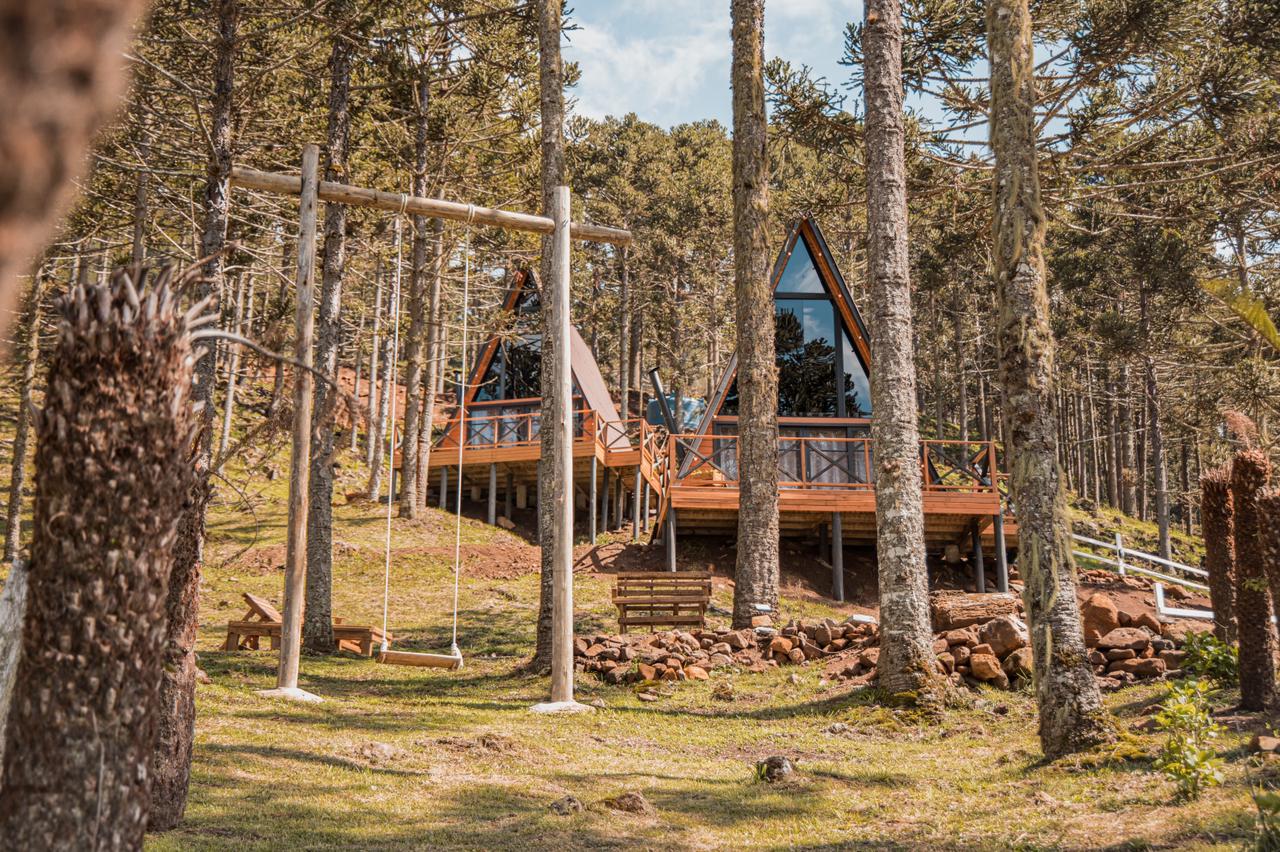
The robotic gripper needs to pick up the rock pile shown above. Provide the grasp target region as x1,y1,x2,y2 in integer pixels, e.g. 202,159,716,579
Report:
1088,626,1182,690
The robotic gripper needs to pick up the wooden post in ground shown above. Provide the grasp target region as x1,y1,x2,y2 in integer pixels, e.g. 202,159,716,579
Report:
602,468,610,533
487,463,498,525
993,510,1009,593
266,144,321,701
439,467,448,510
533,185,583,712
666,510,678,572
589,455,598,543
831,512,844,601
971,521,986,593
632,466,641,542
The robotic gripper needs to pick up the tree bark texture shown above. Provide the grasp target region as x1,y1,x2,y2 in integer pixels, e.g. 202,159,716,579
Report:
150,1,237,829
1233,450,1277,711
399,63,432,518
305,1,355,654
862,0,941,698
987,0,1111,758
533,0,566,668
1118,365,1136,515
4,273,44,563
0,267,201,848
730,0,779,629
0,0,149,338
417,218,444,507
1200,467,1237,644
0,559,28,771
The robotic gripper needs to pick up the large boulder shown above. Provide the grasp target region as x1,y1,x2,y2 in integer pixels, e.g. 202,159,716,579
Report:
979,616,1028,657
1096,627,1153,653
1002,646,1034,681
1080,593,1120,646
969,653,1004,681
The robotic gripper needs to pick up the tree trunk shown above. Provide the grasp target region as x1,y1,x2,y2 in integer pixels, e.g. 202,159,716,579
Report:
1118,364,1136,515
150,1,237,829
305,0,356,654
0,559,28,769
1231,451,1276,711
399,61,431,518
987,0,1111,757
4,272,44,562
617,247,631,415
216,275,245,469
862,0,942,698
1103,370,1119,509
350,308,364,454
953,288,968,444
533,0,567,668
0,0,149,336
0,267,201,847
368,331,393,500
367,261,384,469
730,0,779,629
1146,358,1170,559
1200,467,1236,644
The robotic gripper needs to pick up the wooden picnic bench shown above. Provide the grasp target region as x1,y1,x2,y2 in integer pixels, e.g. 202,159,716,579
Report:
611,571,712,633
223,592,392,656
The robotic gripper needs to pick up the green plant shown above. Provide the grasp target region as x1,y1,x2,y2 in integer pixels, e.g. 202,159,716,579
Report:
1180,631,1238,687
1250,787,1280,851
1154,680,1225,800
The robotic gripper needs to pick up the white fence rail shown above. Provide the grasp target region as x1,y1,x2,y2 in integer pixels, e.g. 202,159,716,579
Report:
1070,531,1210,593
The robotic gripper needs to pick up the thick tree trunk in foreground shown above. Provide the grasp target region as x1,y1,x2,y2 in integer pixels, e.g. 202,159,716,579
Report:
0,266,201,848
151,1,237,829
305,2,355,654
1200,468,1237,644
399,63,431,518
863,0,944,699
729,0,779,629
533,0,567,668
988,0,1111,758
1233,451,1276,711
417,218,445,508
4,273,44,562
1254,490,1280,648
0,559,28,769
0,0,148,337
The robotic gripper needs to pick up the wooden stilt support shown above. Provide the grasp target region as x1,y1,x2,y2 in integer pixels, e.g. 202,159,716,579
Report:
601,468,610,533
439,467,448,510
272,144,319,697
831,512,844,602
589,455,598,544
971,520,986,593
993,511,1009,593
487,463,497,525
632,465,641,542
642,481,650,532
666,509,677,572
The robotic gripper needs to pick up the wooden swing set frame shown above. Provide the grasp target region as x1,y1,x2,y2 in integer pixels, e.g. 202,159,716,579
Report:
229,145,630,700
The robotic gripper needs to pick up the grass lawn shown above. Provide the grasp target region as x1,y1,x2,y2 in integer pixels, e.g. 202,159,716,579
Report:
133,449,1271,851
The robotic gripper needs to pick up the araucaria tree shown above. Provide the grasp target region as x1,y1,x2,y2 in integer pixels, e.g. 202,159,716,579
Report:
1200,468,1236,644
0,265,203,848
861,0,943,698
987,0,1111,757
1231,449,1275,711
729,0,780,628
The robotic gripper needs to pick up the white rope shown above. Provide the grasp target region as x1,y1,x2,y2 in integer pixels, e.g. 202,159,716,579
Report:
379,217,404,653
450,230,470,656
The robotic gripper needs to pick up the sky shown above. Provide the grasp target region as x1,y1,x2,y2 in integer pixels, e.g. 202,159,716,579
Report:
563,0,865,129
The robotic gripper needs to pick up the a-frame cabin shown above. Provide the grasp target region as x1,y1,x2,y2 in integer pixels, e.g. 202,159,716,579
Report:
425,268,662,537
654,217,1013,590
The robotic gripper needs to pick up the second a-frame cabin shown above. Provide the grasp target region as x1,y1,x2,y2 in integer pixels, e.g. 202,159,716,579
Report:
426,268,662,538
654,217,1013,590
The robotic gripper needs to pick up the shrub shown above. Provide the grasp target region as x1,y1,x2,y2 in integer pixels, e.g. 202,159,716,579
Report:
1251,787,1280,851
1154,679,1225,800
1180,631,1239,687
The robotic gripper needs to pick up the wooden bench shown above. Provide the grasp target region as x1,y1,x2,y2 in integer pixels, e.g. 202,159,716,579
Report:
612,571,712,633
223,593,392,656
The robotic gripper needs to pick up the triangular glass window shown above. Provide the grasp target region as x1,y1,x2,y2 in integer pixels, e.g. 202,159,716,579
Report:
774,238,825,294
473,335,542,402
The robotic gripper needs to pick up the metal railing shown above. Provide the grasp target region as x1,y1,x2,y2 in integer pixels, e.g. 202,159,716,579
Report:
1071,531,1210,592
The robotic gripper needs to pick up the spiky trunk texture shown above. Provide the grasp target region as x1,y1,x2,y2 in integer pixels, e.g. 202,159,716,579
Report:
0,266,201,848
1233,451,1276,711
862,0,942,698
1257,488,1280,648
1200,468,1237,644
988,0,1111,758
533,0,566,668
4,273,44,562
399,62,431,518
150,2,237,830
305,0,355,654
0,0,148,335
0,559,29,769
729,0,779,629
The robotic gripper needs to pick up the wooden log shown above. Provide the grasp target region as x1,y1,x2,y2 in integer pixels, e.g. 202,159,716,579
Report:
230,165,631,246
929,591,1022,631
277,144,319,691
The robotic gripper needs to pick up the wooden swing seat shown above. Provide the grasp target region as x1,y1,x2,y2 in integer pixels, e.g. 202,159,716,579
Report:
377,649,463,670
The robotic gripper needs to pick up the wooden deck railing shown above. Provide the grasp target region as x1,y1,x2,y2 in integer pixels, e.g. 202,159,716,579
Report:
662,433,1000,494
